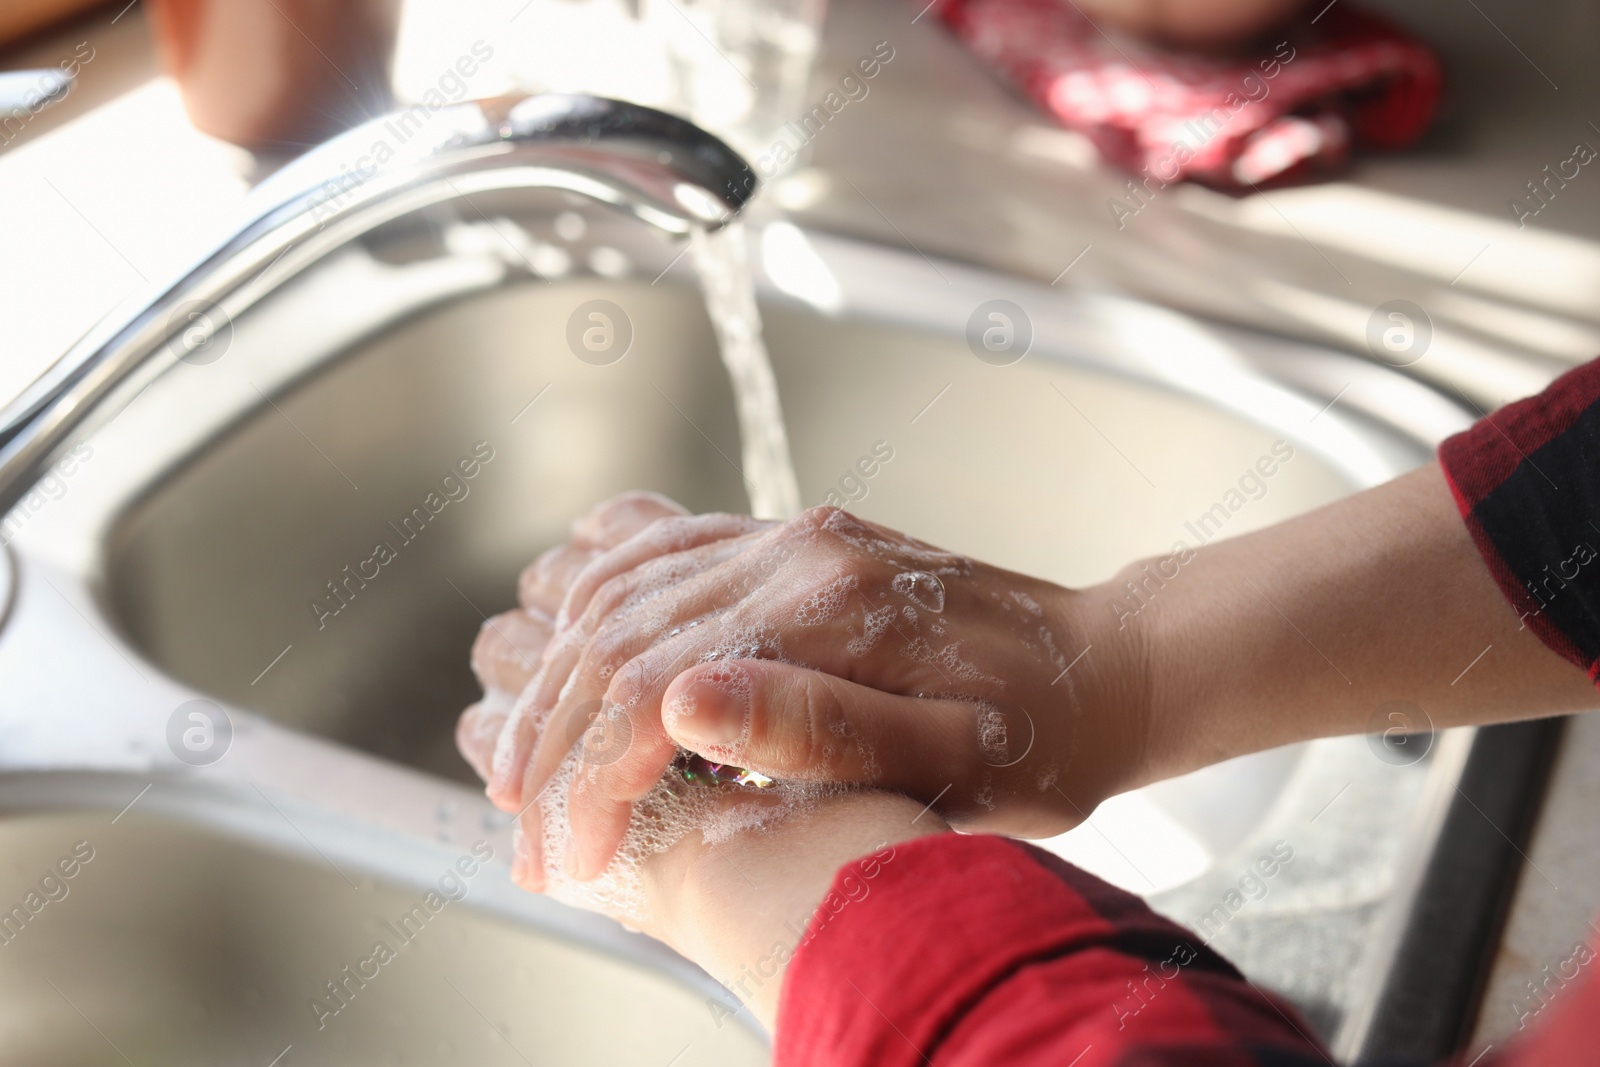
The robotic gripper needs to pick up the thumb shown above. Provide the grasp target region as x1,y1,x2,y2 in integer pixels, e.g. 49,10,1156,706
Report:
661,659,986,793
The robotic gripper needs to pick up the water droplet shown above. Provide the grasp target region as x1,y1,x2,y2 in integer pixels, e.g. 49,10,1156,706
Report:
892,571,946,613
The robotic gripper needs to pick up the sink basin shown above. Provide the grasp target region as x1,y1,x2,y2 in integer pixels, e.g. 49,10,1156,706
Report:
0,801,763,1066
0,172,1480,1056
105,267,1363,783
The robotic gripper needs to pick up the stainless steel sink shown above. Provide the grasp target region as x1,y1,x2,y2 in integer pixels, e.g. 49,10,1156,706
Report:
0,801,764,1066
0,95,1492,1062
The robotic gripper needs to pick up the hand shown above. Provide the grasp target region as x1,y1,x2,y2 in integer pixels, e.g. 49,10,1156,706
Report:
641,790,946,1029
489,505,1150,887
456,491,691,780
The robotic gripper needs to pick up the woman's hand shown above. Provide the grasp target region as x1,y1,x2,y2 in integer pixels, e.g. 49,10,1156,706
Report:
484,503,1151,888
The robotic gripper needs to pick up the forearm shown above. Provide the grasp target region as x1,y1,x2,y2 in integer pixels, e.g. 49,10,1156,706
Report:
1102,461,1596,783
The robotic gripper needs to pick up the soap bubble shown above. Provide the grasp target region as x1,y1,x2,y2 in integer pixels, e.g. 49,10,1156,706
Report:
892,571,946,613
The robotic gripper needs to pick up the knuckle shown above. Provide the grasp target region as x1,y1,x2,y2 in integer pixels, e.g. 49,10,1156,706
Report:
517,560,544,605
521,545,586,606
794,504,844,535
834,555,874,586
603,659,651,709
650,513,701,542
796,677,850,774
575,630,633,691
585,571,640,629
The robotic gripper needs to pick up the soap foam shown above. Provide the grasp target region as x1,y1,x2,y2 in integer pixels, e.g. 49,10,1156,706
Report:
819,509,973,579
794,574,858,627
847,605,897,657
1037,624,1069,674
901,637,1004,687
973,771,996,811
1010,590,1043,616
536,741,849,922
976,702,1010,765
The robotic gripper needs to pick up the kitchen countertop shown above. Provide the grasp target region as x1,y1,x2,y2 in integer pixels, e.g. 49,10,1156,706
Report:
4,0,1599,1054
791,0,1600,412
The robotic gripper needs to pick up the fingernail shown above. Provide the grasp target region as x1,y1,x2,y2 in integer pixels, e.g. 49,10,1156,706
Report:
665,672,750,747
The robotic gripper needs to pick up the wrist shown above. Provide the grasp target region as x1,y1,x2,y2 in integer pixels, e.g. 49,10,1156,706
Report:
667,791,947,1029
1094,548,1250,786
1046,578,1157,799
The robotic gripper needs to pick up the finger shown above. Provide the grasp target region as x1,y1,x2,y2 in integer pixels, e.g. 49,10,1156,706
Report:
489,534,763,809
509,538,870,816
510,811,546,893
456,696,511,781
485,686,553,810
464,610,556,787
562,675,681,881
556,513,773,631
518,494,687,615
497,518,898,817
470,608,555,694
555,626,828,882
571,491,688,550
662,659,977,789
519,544,598,616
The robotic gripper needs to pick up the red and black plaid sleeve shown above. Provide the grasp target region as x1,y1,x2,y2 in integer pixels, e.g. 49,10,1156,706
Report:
1438,359,1600,682
775,834,1328,1066
774,834,1600,1066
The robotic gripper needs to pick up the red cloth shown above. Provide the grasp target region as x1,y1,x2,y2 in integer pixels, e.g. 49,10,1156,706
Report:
776,833,1600,1066
931,0,1443,189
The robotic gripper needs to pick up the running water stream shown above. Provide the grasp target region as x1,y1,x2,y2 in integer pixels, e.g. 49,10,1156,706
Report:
689,221,803,520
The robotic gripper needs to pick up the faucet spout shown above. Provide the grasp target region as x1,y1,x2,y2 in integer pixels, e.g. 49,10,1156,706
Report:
0,94,758,516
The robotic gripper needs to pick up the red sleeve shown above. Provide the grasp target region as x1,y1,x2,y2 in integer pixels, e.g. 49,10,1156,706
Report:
775,834,1600,1067
1437,357,1600,683
775,833,1326,1066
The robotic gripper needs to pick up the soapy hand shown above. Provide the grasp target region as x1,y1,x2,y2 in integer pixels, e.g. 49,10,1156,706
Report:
476,497,1149,889
463,510,948,971
456,491,698,780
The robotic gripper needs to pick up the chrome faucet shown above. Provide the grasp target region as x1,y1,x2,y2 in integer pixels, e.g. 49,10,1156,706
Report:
0,93,757,516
